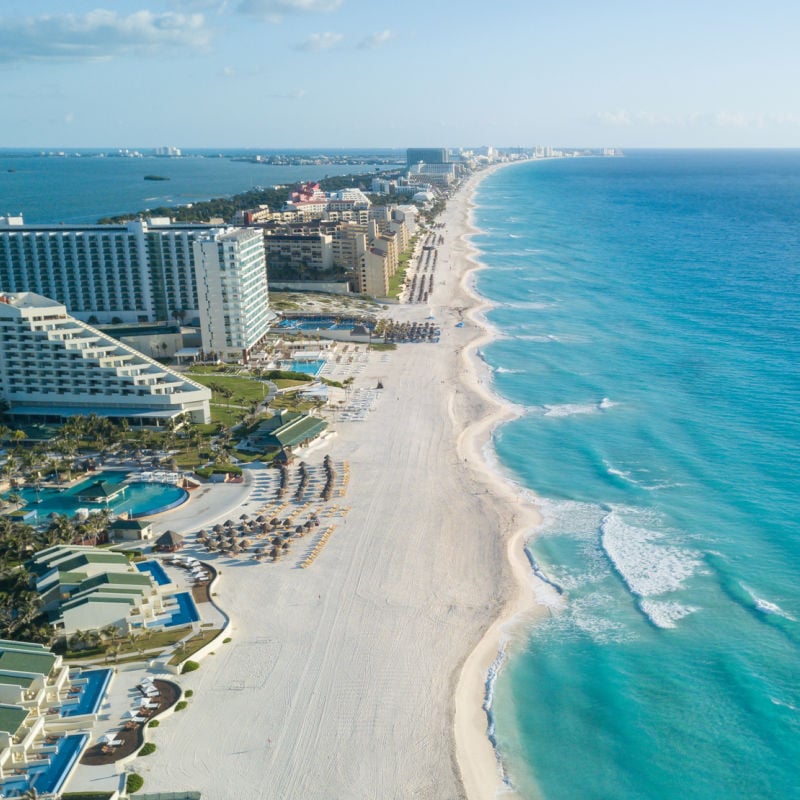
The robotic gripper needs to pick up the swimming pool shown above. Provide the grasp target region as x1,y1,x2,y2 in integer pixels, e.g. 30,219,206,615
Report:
165,592,199,627
281,359,326,377
136,559,172,585
5,470,188,520
61,669,112,717
0,733,88,797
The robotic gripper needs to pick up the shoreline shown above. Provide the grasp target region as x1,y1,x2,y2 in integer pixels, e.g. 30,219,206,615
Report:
450,162,553,800
63,159,555,800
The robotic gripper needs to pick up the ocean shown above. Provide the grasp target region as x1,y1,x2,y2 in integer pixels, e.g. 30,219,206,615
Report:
0,148,402,224
472,151,800,800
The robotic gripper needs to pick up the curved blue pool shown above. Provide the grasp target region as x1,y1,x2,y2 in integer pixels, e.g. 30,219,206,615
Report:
6,470,188,521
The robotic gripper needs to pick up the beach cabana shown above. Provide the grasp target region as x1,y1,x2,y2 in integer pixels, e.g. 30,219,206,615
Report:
154,530,183,553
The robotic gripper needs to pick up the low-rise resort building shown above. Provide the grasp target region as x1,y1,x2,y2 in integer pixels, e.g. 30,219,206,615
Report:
0,639,112,798
0,291,212,424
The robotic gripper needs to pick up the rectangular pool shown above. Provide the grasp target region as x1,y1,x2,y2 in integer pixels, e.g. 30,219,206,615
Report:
166,592,200,627
0,733,88,797
136,559,172,586
61,668,112,717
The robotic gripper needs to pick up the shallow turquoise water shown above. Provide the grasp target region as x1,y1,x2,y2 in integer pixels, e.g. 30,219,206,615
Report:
473,152,800,800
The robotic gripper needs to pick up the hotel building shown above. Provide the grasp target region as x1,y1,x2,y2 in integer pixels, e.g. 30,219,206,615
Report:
0,292,211,424
0,216,217,325
193,228,274,362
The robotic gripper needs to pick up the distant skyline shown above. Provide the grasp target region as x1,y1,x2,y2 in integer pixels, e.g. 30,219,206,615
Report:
2,0,799,149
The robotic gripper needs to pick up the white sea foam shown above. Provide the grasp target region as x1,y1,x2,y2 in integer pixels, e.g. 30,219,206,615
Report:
742,585,797,621
513,333,563,343
639,599,698,629
770,696,799,711
561,593,631,643
494,366,523,374
535,496,606,538
603,459,681,492
542,397,615,417
600,509,702,603
500,300,555,311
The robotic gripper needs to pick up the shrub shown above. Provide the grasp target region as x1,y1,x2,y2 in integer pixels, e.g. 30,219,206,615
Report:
147,719,160,728
139,743,156,756
184,689,194,698
181,660,200,674
223,637,232,643
126,773,144,794
175,700,189,711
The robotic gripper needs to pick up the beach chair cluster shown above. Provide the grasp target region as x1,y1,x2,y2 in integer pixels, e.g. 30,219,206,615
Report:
338,461,350,497
299,525,336,568
168,555,210,583
339,388,379,421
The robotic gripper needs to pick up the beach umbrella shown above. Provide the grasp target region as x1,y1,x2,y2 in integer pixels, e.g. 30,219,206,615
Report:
213,524,223,533
240,513,249,521
256,515,267,523
295,525,304,534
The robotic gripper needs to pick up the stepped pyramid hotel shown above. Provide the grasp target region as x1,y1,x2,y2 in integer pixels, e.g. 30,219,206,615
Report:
0,292,212,424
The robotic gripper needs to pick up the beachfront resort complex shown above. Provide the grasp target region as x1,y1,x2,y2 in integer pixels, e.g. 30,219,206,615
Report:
0,145,551,798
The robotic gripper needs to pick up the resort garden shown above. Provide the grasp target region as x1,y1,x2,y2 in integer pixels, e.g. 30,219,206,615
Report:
0,365,333,649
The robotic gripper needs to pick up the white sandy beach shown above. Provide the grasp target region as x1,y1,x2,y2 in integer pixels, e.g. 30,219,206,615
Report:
114,165,545,800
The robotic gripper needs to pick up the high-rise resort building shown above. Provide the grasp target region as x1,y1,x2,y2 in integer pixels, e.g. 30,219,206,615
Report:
0,215,221,325
193,228,275,363
0,292,212,424
406,147,449,166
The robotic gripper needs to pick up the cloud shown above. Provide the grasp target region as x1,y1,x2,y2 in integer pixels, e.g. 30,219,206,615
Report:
0,9,209,62
221,65,236,77
296,31,343,52
596,109,800,130
264,88,307,99
358,29,392,49
237,0,341,22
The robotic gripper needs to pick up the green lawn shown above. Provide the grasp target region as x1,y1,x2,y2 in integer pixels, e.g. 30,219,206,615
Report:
189,373,270,404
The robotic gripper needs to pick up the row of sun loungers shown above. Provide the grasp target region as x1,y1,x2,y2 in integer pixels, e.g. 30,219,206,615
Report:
300,525,336,568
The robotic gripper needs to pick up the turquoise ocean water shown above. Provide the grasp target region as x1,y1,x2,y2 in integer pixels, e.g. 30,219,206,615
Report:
473,152,800,800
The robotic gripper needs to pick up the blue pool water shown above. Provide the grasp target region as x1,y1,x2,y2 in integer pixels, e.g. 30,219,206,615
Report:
277,317,369,332
61,669,112,717
166,592,200,627
6,470,188,520
136,559,172,585
282,359,326,377
0,733,88,797
34,733,88,795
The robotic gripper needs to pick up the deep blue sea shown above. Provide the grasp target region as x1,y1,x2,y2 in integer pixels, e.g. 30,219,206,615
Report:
473,152,800,800
0,148,402,224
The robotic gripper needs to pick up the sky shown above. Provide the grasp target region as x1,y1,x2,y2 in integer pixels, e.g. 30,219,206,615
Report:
1,0,799,149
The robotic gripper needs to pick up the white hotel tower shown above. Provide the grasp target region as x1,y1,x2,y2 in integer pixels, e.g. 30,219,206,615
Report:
0,292,211,424
193,228,274,363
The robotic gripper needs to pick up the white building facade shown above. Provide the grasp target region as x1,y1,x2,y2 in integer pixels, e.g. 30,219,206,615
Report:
193,228,274,362
0,292,211,423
